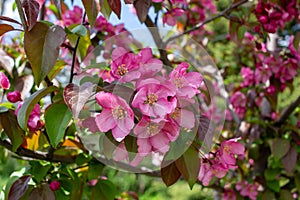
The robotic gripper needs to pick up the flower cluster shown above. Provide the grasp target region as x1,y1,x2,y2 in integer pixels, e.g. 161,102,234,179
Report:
95,47,203,156
235,180,259,200
230,91,246,119
198,138,245,186
255,0,299,33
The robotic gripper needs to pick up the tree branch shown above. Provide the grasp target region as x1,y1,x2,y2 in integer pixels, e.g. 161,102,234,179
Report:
164,0,249,44
274,95,300,126
15,0,27,31
144,15,172,66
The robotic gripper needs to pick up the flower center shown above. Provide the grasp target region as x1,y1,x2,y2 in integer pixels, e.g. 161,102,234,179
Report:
174,77,184,88
117,64,128,76
170,107,181,118
146,122,159,136
145,93,158,106
112,105,127,119
223,145,231,153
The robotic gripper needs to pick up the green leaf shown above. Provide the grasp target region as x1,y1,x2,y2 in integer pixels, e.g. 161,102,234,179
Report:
161,161,181,187
269,139,290,159
47,60,66,80
24,22,66,85
45,103,72,148
29,161,51,183
17,86,58,130
100,0,112,19
124,135,138,161
82,0,100,27
295,173,300,193
91,179,117,200
88,162,104,180
175,147,200,189
0,110,25,152
267,180,280,192
71,25,88,37
238,26,246,41
279,190,293,200
264,168,281,181
261,190,276,200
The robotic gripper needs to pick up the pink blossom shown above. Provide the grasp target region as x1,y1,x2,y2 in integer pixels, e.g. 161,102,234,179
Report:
62,6,83,26
240,67,254,87
132,79,176,118
223,189,236,200
152,0,163,2
163,8,185,26
219,139,245,166
98,69,115,83
49,180,60,191
7,91,22,103
170,0,187,5
136,48,162,78
15,102,43,132
95,92,134,142
240,182,259,200
198,162,213,186
94,16,115,35
0,72,10,90
230,91,246,108
254,63,272,84
82,117,99,133
266,85,276,95
110,47,140,82
169,62,202,98
134,116,179,155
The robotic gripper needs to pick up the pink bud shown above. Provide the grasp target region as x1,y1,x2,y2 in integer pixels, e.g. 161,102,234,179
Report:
258,16,268,24
0,72,10,90
7,91,22,103
49,180,60,191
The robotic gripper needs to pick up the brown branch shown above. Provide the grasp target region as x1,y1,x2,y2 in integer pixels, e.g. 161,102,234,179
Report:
15,0,27,31
274,95,300,126
164,0,249,44
144,15,172,66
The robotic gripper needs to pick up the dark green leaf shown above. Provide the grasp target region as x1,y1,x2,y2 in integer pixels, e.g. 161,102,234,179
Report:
0,110,25,152
175,147,200,189
28,184,55,200
88,162,104,180
45,103,72,148
29,161,51,183
279,190,293,200
91,179,117,200
100,0,112,19
269,139,290,159
17,86,58,130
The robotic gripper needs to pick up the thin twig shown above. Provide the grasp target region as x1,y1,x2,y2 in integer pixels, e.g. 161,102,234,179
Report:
164,0,249,44
15,0,27,31
274,95,300,126
69,12,87,83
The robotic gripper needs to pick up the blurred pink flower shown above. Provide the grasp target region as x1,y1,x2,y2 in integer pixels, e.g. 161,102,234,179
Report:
163,8,185,26
7,91,21,103
0,72,10,90
219,139,245,166
223,189,236,200
230,91,246,108
49,180,60,191
62,5,83,26
240,67,254,87
15,102,43,132
95,92,134,142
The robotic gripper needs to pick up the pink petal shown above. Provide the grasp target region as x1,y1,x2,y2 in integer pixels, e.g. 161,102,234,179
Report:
137,138,152,155
177,109,195,129
150,133,170,153
112,47,128,61
114,143,129,162
112,125,129,142
95,109,116,132
95,92,115,109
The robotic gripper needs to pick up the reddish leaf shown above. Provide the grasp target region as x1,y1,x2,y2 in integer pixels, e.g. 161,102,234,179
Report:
24,22,66,85
82,0,101,27
8,175,31,200
14,75,34,100
29,184,55,200
175,147,200,189
161,161,181,186
0,48,14,77
282,147,297,173
0,24,15,36
22,0,40,31
108,0,121,19
0,16,21,25
134,0,150,22
63,82,95,118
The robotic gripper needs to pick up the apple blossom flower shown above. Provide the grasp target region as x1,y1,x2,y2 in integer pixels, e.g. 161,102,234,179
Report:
136,48,162,78
134,116,179,155
95,92,134,142
240,67,254,87
230,91,246,109
0,72,10,90
254,63,272,84
110,47,140,82
163,8,185,26
7,91,22,103
132,80,176,118
219,139,245,166
49,180,60,191
94,16,115,36
15,102,43,132
169,62,202,98
237,181,259,200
